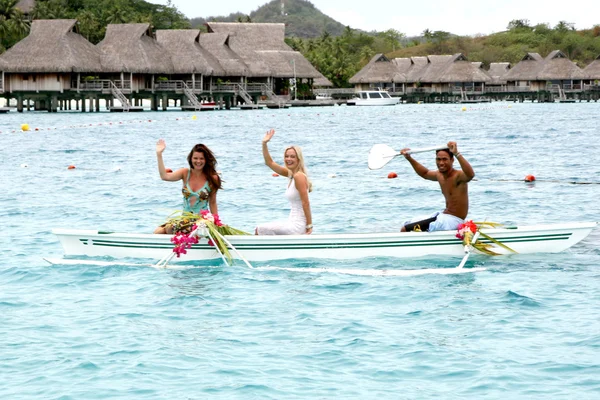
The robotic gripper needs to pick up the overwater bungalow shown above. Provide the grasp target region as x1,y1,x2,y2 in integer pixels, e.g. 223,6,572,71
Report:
496,52,544,92
1,17,330,112
206,22,323,100
503,50,586,101
349,54,402,92
583,54,600,89
423,54,490,96
486,62,511,92
537,50,585,95
0,19,103,112
155,29,225,107
97,23,175,110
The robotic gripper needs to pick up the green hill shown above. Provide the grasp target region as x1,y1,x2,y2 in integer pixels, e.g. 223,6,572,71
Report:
190,0,348,38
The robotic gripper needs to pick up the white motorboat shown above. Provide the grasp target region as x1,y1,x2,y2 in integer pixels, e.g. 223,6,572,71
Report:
347,89,399,106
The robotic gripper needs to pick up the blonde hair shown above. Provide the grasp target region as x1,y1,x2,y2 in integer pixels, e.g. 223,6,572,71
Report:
284,145,313,192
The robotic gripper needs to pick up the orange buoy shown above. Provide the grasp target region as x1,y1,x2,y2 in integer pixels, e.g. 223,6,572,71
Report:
388,172,398,179
166,168,173,173
272,173,279,177
67,165,76,170
524,174,536,182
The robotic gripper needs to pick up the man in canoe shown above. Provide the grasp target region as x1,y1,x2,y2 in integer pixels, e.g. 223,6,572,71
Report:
400,141,475,232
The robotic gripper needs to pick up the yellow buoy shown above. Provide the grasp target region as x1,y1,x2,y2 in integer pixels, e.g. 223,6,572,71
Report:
461,107,467,112
192,115,197,120
21,124,30,131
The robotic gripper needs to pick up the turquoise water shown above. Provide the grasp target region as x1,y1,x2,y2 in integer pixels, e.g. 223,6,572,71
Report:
1,103,600,398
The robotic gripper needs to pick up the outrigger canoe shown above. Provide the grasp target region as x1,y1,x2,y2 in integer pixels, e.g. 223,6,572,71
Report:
50,222,596,263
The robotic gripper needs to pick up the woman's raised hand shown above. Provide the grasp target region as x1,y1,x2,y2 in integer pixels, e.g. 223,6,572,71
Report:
156,139,166,154
262,129,275,144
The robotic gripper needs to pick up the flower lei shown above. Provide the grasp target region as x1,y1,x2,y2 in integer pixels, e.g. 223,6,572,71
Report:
170,210,249,262
456,220,516,256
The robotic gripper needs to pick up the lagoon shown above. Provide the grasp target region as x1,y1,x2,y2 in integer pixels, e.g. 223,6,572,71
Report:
1,103,599,398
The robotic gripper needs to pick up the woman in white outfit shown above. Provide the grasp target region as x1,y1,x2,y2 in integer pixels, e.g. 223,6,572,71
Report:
255,129,313,235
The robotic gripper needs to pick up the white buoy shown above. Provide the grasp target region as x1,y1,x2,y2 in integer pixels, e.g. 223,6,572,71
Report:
327,173,337,178
20,163,29,168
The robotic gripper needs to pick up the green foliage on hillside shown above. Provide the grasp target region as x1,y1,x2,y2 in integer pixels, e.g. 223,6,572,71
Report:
390,20,600,68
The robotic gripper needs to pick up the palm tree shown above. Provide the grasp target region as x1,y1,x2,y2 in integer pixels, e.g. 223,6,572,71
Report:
0,0,29,50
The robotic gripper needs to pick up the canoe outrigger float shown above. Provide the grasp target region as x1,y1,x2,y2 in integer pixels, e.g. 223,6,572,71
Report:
48,222,596,270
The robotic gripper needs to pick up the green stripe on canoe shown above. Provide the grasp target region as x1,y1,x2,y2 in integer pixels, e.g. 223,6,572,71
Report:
79,232,571,251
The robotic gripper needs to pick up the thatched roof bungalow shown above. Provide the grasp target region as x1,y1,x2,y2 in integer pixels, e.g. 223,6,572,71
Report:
156,30,223,76
198,32,249,79
155,29,224,90
434,54,491,91
206,22,322,92
504,51,585,91
583,54,600,83
503,53,544,90
349,54,401,90
405,56,429,85
536,50,585,87
98,23,174,92
487,62,511,86
0,19,102,93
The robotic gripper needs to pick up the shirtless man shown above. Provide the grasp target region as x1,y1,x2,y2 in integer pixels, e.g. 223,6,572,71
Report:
400,141,475,232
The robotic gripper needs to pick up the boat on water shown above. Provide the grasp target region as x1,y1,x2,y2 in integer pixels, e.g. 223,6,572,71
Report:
50,222,596,263
346,89,399,106
315,93,333,100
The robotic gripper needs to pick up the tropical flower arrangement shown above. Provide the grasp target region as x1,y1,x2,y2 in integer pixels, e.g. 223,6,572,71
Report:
168,210,249,262
456,220,516,256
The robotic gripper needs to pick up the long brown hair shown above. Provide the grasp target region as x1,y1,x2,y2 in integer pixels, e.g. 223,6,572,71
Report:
187,144,222,191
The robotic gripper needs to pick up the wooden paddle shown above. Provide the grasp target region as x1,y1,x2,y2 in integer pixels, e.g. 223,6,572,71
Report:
368,144,448,170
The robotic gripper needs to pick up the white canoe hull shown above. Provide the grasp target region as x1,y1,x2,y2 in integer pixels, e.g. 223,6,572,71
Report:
51,222,596,263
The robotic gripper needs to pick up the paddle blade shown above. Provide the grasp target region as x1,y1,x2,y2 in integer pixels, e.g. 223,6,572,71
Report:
368,144,399,170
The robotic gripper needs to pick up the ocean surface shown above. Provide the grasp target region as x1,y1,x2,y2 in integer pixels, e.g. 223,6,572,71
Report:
1,102,599,399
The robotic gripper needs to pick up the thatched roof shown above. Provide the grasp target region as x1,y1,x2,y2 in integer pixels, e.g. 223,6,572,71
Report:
349,54,401,84
313,73,333,87
417,55,453,83
0,57,7,70
155,30,223,75
199,33,248,76
436,54,491,83
536,50,585,80
256,50,322,78
98,23,174,74
583,54,600,80
488,62,511,84
0,19,102,73
207,22,317,78
405,57,429,83
391,58,412,82
15,0,34,13
504,51,585,81
503,52,544,81
207,23,290,51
